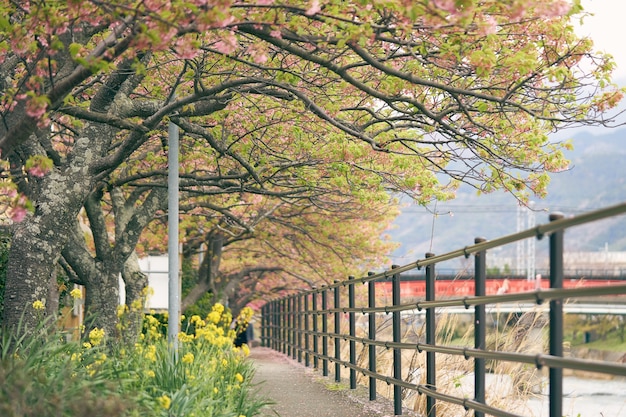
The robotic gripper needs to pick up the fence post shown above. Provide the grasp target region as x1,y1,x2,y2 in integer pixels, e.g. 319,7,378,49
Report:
297,294,303,362
281,298,287,354
392,265,402,416
288,296,294,358
322,286,329,376
349,275,356,389
293,296,299,360
549,213,564,417
474,238,487,417
275,300,279,352
368,271,377,401
334,281,342,383
261,303,267,347
260,303,265,347
312,290,319,369
272,300,278,350
268,301,273,349
305,292,310,367
425,253,436,417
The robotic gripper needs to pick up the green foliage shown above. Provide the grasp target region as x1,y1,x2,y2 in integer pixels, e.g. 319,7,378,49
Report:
565,314,625,347
0,321,139,417
0,306,266,417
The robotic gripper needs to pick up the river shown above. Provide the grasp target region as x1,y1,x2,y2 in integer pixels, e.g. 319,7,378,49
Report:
525,376,626,416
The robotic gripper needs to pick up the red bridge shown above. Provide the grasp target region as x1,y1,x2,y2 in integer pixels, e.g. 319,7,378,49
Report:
376,273,626,299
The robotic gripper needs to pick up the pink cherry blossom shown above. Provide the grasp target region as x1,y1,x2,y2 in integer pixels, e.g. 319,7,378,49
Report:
25,98,48,118
215,32,238,55
305,0,321,16
479,15,498,36
248,43,269,63
26,165,49,177
175,38,199,59
10,205,28,222
11,208,27,222
2,187,17,198
539,1,570,18
432,0,456,13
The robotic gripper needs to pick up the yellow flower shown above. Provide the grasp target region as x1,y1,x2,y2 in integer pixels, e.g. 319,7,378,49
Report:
32,300,45,310
207,311,221,324
213,387,219,394
95,353,107,365
212,303,225,314
146,370,155,378
182,352,194,364
88,327,105,346
144,344,157,362
235,373,244,383
239,306,254,322
69,288,82,299
117,305,128,318
158,395,171,410
178,332,194,343
83,342,92,349
130,298,143,310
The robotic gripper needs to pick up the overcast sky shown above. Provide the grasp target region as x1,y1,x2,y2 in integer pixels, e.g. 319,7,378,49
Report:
578,0,626,82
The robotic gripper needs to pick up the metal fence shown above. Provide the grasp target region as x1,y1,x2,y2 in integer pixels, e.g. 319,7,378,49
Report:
259,202,626,417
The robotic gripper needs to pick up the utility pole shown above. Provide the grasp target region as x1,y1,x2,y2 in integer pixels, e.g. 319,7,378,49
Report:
516,205,526,275
167,117,180,350
526,202,536,281
517,203,536,280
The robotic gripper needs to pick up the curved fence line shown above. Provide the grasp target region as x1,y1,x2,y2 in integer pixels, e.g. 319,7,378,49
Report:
259,202,626,417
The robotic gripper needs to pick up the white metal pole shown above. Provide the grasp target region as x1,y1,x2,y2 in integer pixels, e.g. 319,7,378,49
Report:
167,118,180,349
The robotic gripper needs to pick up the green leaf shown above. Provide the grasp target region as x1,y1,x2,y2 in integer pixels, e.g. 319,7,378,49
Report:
68,43,81,58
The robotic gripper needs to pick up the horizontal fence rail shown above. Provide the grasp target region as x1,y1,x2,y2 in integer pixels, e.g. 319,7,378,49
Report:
260,202,626,417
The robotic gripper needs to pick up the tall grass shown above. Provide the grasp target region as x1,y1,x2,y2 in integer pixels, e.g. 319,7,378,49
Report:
0,303,267,417
324,307,548,416
0,317,137,417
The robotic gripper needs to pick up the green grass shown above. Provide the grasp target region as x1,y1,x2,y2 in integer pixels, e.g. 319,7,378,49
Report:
570,332,626,352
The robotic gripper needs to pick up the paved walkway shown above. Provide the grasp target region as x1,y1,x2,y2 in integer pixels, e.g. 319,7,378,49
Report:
249,347,404,417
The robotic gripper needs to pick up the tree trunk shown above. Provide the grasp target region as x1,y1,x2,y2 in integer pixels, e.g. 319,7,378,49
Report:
3,127,112,332
46,267,60,319
181,233,223,312
83,262,121,341
121,251,149,343
3,223,64,330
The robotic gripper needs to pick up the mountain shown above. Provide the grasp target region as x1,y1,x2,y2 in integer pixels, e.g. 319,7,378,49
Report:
387,128,626,266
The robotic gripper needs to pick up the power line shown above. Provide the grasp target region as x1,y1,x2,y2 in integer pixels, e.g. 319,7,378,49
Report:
400,205,609,214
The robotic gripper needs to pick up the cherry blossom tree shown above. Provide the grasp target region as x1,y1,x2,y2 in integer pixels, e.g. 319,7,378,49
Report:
1,0,623,333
